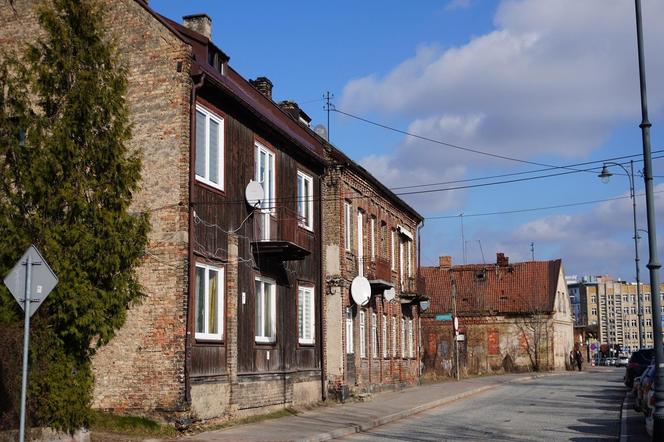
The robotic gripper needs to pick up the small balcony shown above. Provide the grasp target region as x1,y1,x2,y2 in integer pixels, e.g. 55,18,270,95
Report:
401,274,426,297
367,257,393,290
251,206,313,261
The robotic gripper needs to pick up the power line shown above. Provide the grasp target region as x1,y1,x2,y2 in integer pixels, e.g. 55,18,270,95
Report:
425,190,664,220
333,107,601,173
390,151,663,190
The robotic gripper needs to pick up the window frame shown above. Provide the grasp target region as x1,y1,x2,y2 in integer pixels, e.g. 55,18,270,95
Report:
382,314,388,359
255,276,277,344
344,201,352,252
298,285,315,345
391,316,397,357
297,170,314,231
408,319,414,358
371,313,378,358
255,142,276,213
401,317,406,358
194,263,224,341
359,310,366,358
346,307,354,354
370,216,376,261
195,104,225,191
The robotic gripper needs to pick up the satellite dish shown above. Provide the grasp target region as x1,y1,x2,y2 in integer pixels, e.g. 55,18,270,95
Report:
383,287,396,302
420,300,430,312
351,276,371,306
313,124,328,141
245,180,264,208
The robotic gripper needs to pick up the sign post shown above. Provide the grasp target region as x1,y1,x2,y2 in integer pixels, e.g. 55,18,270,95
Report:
3,246,58,442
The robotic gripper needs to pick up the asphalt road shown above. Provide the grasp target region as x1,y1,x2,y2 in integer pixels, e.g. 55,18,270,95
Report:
342,368,625,441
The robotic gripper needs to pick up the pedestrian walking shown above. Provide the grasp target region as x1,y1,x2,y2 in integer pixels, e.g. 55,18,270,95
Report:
574,349,583,371
569,350,575,370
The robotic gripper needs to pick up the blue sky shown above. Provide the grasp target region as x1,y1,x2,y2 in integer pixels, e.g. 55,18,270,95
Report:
151,0,664,281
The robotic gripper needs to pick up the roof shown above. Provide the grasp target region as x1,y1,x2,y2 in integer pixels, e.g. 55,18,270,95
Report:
421,259,563,316
152,11,326,166
327,145,424,223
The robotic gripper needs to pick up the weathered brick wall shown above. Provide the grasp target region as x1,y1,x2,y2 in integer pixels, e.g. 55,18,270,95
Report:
0,0,192,416
322,153,422,395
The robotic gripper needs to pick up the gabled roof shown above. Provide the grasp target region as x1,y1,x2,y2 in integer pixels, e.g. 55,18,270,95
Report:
142,7,326,165
421,259,563,316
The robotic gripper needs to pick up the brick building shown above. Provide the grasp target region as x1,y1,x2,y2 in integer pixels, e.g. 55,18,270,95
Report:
1,0,327,422
421,254,574,375
321,146,425,398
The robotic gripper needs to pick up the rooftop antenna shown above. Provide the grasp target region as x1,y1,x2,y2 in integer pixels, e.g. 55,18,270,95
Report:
530,242,535,261
323,91,334,142
477,240,486,264
460,213,466,264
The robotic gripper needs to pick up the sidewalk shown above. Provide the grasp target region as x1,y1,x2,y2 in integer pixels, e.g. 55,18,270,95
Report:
175,372,567,442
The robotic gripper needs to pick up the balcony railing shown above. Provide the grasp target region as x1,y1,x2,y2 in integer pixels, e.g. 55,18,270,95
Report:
401,274,426,295
367,257,392,283
252,206,313,260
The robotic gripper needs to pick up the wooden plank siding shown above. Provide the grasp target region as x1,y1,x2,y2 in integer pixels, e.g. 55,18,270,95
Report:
190,85,322,381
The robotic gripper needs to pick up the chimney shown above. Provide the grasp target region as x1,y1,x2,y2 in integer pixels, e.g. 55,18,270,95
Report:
250,77,273,100
183,14,212,40
439,256,452,269
496,252,509,267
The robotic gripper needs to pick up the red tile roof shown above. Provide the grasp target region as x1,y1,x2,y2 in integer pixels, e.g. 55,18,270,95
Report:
421,259,562,316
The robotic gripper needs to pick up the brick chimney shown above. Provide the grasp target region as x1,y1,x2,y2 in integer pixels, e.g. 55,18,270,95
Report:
496,252,509,267
183,14,212,40
250,77,273,100
439,256,452,269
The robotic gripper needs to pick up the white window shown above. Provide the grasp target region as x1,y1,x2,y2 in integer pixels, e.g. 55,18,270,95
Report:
408,319,414,358
344,202,352,251
391,230,396,270
646,318,652,326
382,314,388,358
407,240,413,277
298,286,315,344
357,210,364,276
359,310,366,358
370,216,376,261
255,143,276,240
297,171,314,230
195,263,224,340
195,105,224,190
255,277,276,343
401,318,406,358
591,295,596,303
371,313,378,358
591,307,597,315
623,295,628,302
646,306,651,314
346,307,354,353
647,332,653,339
391,316,397,357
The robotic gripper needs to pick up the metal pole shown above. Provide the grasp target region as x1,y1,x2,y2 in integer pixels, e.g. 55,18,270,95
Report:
634,1,664,438
19,253,32,442
629,160,644,350
452,281,459,381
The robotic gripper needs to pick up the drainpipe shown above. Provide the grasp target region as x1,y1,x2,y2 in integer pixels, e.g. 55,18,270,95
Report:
185,72,206,405
319,173,328,401
417,220,424,377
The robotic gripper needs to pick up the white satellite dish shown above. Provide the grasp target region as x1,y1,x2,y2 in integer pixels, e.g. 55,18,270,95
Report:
351,276,371,306
245,180,264,208
383,287,396,302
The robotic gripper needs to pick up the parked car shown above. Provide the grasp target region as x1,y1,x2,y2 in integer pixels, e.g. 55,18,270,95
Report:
616,355,629,367
634,361,655,412
625,348,655,387
645,388,655,437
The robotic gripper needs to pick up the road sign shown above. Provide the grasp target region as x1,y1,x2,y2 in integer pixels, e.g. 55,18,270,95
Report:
3,245,58,442
435,313,453,321
4,245,58,317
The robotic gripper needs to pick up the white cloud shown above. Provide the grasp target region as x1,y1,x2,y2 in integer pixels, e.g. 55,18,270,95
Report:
445,0,472,11
347,0,664,204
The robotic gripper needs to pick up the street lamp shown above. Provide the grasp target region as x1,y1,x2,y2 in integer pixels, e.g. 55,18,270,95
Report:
597,160,644,349
634,0,663,437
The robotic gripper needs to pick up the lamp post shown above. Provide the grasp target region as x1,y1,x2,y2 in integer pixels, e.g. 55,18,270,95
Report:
598,160,643,349
634,0,664,437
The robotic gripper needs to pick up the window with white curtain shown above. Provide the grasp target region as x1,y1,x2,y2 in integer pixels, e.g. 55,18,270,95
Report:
344,202,352,251
298,286,315,344
346,307,354,353
401,318,406,358
359,310,366,358
195,263,224,340
297,171,314,230
382,314,388,358
371,313,378,358
255,277,276,343
195,105,224,190
391,316,397,357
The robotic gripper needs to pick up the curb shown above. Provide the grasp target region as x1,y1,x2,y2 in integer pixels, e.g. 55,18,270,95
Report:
301,372,566,442
620,391,629,442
